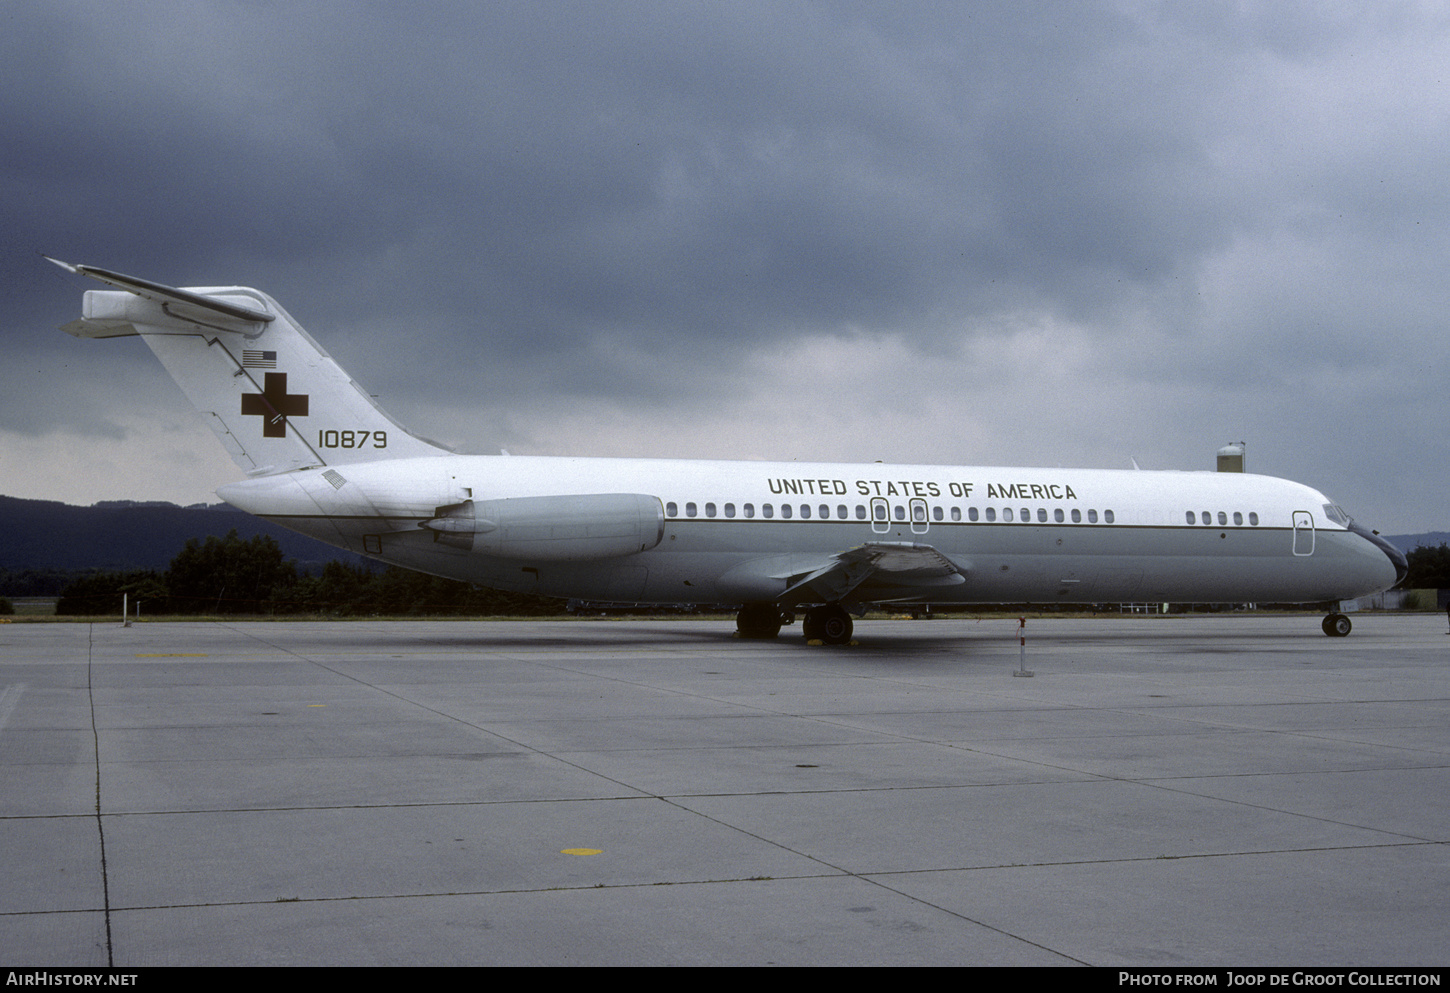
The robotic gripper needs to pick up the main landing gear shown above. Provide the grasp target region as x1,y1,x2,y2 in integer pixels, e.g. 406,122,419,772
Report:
802,604,854,645
735,602,854,645
735,602,783,639
1322,613,1352,637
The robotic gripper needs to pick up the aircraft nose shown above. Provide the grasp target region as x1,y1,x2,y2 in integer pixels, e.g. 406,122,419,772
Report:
1348,521,1408,588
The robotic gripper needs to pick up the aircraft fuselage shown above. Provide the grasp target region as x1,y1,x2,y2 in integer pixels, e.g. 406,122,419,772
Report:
217,454,1402,607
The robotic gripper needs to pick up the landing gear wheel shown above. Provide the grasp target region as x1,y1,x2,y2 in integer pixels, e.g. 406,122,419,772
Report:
804,604,853,645
736,603,782,639
1322,613,1352,637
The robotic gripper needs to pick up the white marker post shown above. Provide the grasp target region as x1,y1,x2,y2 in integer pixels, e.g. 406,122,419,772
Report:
122,593,131,628
1013,616,1033,677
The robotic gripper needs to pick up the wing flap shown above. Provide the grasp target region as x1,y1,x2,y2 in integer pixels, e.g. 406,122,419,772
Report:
780,541,966,604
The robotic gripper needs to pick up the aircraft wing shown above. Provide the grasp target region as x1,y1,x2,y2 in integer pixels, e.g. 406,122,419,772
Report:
779,541,967,605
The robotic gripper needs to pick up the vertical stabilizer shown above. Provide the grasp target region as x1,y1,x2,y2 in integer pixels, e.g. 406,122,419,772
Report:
52,259,449,474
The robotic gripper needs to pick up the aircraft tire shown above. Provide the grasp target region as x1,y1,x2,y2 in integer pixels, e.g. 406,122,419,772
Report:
1322,613,1352,637
802,605,853,644
820,611,852,645
815,604,853,645
736,603,782,639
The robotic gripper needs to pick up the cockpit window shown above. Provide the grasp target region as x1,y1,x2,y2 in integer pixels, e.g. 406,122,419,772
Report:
1322,503,1351,526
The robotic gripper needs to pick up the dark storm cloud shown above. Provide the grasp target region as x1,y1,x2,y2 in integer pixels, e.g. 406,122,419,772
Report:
7,3,1241,352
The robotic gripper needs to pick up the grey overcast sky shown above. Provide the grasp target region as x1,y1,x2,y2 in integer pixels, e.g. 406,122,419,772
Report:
3,1,1447,534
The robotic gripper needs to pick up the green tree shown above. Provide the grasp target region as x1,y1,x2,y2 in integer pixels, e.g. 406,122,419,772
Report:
165,530,297,614
1405,543,1450,589
56,570,165,615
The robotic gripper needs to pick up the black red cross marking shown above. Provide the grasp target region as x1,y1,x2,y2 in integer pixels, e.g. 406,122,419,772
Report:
241,372,309,438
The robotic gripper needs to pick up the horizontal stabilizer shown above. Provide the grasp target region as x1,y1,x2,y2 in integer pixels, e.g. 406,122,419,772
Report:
46,257,274,325
58,317,141,340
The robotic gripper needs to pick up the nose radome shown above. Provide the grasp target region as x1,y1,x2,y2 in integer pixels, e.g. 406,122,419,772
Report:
1347,520,1408,588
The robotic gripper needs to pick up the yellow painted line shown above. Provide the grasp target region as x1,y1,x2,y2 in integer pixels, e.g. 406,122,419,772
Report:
561,848,602,856
307,704,326,708
135,653,208,657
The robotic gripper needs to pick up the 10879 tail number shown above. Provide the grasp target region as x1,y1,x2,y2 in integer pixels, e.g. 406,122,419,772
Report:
318,430,387,449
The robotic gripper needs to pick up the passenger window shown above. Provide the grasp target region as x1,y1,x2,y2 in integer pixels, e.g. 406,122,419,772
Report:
856,505,867,520
933,506,943,521
1003,508,1014,522
666,502,678,517
1037,508,1048,523
951,507,961,521
1249,512,1259,525
968,507,979,522
873,503,887,521
705,502,716,517
1104,510,1115,523
1233,512,1242,525
1020,507,1030,522
686,502,697,518
763,504,774,518
820,504,830,519
1186,511,1196,524
1071,509,1081,523
743,503,755,518
894,505,906,521
1054,508,1064,523
837,505,848,519
1217,511,1227,525
724,503,735,518
986,507,997,522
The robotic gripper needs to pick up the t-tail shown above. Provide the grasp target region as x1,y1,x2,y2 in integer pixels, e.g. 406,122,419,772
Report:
49,258,449,475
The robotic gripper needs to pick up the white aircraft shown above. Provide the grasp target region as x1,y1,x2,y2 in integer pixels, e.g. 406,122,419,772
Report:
50,258,1406,642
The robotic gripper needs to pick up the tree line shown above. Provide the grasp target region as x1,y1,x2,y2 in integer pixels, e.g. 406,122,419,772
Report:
54,530,565,616
1404,543,1450,589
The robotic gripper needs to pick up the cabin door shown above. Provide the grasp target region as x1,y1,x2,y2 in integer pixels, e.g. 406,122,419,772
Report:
1292,511,1315,556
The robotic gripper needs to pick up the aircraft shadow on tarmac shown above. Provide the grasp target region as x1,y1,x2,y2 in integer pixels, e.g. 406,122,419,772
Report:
382,618,1333,654
308,611,1357,658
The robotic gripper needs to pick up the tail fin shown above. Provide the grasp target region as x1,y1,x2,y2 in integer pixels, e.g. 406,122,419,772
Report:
50,258,450,474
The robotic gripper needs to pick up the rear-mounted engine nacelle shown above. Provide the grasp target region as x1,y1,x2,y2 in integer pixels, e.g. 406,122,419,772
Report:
421,493,664,560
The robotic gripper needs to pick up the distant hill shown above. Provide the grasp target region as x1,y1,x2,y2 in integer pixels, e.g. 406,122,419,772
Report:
0,494,369,573
1386,532,1449,553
